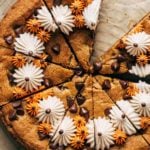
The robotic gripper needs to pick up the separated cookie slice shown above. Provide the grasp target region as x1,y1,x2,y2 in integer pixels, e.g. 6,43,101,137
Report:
0,80,80,150
0,53,74,105
45,0,102,71
95,75,150,147
93,12,150,80
0,0,79,69
92,78,149,150
49,75,94,149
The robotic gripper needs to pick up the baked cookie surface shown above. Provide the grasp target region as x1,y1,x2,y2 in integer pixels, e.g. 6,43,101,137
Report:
0,0,150,150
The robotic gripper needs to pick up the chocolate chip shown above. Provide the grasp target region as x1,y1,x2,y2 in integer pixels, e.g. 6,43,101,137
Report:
79,107,89,121
45,55,52,62
102,80,111,90
44,78,52,87
121,114,126,119
12,101,22,108
51,44,60,54
117,54,126,62
76,94,86,105
74,66,84,76
120,80,129,89
111,62,120,72
16,108,24,116
141,103,146,107
58,145,65,150
45,109,51,114
53,0,62,6
50,143,58,149
93,62,102,72
75,82,84,91
38,132,47,140
9,110,17,121
4,35,14,45
123,94,132,100
14,25,23,36
104,107,112,116
67,96,74,108
69,103,78,113
59,129,64,134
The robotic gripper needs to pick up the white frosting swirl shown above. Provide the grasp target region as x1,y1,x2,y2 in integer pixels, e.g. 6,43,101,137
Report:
136,80,150,93
37,6,58,32
117,100,141,130
129,64,150,78
13,63,44,92
125,32,150,56
52,5,74,35
51,116,76,146
94,117,115,150
109,105,136,135
130,92,150,117
14,32,45,57
36,96,65,125
83,0,101,30
86,119,95,149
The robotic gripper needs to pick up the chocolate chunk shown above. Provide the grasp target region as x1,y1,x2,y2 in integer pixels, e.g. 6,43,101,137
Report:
77,94,86,105
75,82,84,91
111,62,120,72
74,66,84,76
104,107,112,116
79,107,89,121
44,78,52,87
51,44,60,54
67,96,74,108
53,0,62,6
93,62,102,72
45,55,52,62
120,80,129,89
9,110,17,121
117,54,126,62
50,143,58,149
123,94,132,100
4,35,14,45
14,25,23,35
102,80,111,90
58,145,65,150
16,108,24,116
38,132,47,140
12,101,22,108
69,103,78,113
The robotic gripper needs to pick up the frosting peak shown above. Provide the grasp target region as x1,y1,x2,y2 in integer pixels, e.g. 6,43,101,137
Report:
14,32,45,57
129,64,150,78
83,0,101,30
94,117,115,150
52,5,74,35
109,105,136,135
131,92,150,117
37,6,58,32
51,116,76,146
36,96,65,125
125,32,150,56
13,63,44,92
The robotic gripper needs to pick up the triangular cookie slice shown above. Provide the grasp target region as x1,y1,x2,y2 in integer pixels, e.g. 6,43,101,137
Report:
45,0,102,71
0,77,83,150
49,75,93,149
0,0,79,69
93,12,150,80
92,78,149,149
95,75,150,146
0,54,74,105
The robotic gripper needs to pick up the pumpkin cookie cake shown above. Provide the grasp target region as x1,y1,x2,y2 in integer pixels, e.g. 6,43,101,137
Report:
0,0,150,150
